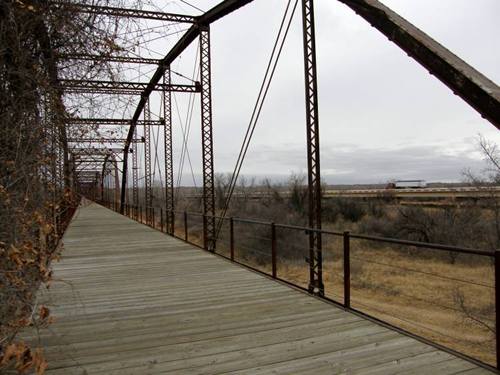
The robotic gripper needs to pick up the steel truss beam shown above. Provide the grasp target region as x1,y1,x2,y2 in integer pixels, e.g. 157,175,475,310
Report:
131,126,139,211
76,172,101,176
67,118,164,126
120,0,257,213
199,26,216,251
75,160,108,164
60,79,200,95
57,53,160,65
301,0,323,296
68,138,143,143
71,148,126,154
338,0,499,129
74,156,110,160
144,98,153,225
49,2,196,23
163,68,175,234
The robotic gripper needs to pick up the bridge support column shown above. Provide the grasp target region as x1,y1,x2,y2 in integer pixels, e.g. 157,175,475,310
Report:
199,25,216,251
132,126,139,217
302,0,323,296
163,69,175,235
144,98,153,225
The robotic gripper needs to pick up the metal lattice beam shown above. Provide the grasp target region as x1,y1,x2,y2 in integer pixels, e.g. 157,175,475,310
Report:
132,126,139,211
199,26,216,251
68,138,143,143
60,79,200,95
144,98,153,225
302,0,323,296
163,68,175,235
49,2,196,23
71,148,125,154
67,118,164,126
57,53,161,65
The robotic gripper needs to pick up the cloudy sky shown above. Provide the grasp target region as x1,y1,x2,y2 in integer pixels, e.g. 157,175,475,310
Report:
125,0,500,185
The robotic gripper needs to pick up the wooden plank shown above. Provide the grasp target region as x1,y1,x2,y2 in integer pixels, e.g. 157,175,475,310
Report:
21,203,492,374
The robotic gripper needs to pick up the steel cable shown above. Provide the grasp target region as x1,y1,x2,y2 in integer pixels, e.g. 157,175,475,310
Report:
215,0,299,240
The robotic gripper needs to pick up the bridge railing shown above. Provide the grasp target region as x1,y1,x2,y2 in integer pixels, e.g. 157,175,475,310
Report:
102,200,498,371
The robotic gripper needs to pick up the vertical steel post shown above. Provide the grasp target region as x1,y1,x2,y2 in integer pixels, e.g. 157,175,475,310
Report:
495,250,500,369
230,217,234,261
132,129,139,215
343,231,351,308
160,208,164,232
113,158,120,210
199,25,216,252
144,98,153,225
271,223,277,278
301,0,323,296
184,211,188,241
163,69,175,235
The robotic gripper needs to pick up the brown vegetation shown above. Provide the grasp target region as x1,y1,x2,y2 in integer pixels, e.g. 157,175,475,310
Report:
0,0,139,372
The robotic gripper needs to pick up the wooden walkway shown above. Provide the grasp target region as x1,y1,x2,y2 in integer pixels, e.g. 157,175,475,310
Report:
25,203,492,374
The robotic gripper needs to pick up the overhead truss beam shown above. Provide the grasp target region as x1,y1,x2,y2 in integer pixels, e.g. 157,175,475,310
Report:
338,0,500,129
67,118,164,126
60,79,200,95
71,148,127,153
57,53,161,65
49,2,196,23
68,138,144,143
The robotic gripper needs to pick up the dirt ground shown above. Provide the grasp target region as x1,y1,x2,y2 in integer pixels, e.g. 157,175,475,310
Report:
272,246,495,366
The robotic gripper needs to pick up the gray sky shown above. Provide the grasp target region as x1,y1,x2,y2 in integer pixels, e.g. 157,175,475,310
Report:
110,0,500,186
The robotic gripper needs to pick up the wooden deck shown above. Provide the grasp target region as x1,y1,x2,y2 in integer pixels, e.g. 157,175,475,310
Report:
24,202,493,374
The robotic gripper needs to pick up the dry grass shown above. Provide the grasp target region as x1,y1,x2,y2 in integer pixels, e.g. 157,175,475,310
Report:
274,244,495,366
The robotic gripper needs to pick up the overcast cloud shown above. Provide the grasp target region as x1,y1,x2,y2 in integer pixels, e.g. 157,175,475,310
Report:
130,0,500,186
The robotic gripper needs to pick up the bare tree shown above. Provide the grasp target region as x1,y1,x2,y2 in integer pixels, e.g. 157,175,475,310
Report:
463,134,500,250
1,0,151,372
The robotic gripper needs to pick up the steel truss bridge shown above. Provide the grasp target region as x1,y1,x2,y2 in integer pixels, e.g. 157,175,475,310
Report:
45,0,500,372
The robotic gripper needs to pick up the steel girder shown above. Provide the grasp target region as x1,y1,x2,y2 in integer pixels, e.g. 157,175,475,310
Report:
199,27,216,251
337,0,500,130
132,126,139,212
50,2,196,23
57,53,161,65
60,79,200,95
68,138,143,143
144,99,153,225
67,118,164,126
301,0,323,296
163,69,175,235
71,148,126,154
